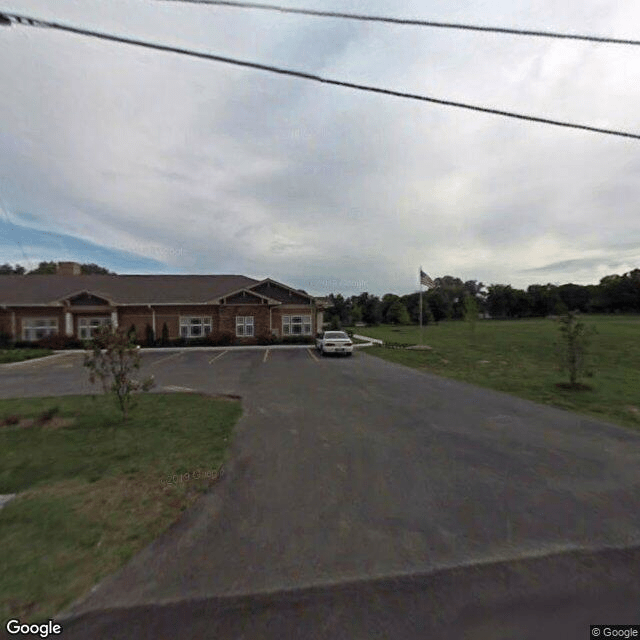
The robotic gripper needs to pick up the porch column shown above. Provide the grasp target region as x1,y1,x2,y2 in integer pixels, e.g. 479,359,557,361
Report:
65,311,73,337
111,310,118,329
11,311,16,340
316,310,324,334
150,306,156,335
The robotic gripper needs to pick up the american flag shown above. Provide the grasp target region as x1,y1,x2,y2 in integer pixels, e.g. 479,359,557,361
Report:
420,269,435,288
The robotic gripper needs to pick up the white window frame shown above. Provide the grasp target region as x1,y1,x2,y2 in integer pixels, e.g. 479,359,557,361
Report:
22,317,58,342
236,316,254,337
77,317,111,340
282,314,312,336
179,316,212,339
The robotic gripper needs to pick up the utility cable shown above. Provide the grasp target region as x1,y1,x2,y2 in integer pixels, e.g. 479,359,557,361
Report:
0,11,638,140
156,0,640,47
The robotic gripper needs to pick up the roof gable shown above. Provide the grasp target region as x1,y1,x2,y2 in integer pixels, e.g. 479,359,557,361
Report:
224,290,269,305
66,291,113,306
249,279,313,304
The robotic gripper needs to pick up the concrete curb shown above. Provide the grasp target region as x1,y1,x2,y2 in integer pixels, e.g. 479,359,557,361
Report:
48,344,375,354
0,352,73,367
53,345,315,354
353,334,384,345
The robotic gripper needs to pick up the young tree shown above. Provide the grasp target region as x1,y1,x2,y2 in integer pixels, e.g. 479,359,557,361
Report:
554,311,597,387
127,324,137,345
463,293,479,337
84,325,155,421
145,323,155,347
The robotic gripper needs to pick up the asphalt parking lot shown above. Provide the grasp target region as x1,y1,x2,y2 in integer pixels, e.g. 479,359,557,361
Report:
0,347,347,399
3,348,640,638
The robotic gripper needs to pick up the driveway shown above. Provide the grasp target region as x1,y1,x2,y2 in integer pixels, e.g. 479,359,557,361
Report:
3,349,640,637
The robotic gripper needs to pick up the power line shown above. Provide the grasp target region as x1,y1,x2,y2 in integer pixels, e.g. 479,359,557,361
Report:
0,11,639,140
156,0,640,47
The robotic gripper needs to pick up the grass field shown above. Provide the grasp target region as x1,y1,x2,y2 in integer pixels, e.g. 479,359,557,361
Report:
350,314,640,431
0,393,241,622
0,348,53,364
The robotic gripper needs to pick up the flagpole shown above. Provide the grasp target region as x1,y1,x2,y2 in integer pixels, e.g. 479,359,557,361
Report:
419,266,423,345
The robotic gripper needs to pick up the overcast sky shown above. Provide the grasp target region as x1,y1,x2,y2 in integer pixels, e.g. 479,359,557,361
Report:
0,0,639,296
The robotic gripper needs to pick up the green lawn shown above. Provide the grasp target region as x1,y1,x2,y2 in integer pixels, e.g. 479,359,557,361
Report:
0,349,53,364
0,393,241,622
350,315,640,431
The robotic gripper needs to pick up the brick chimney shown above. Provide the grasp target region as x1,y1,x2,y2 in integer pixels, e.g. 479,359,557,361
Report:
56,261,81,276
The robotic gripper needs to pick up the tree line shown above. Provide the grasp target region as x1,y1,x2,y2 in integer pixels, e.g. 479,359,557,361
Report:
2,262,638,323
325,270,640,327
0,261,114,275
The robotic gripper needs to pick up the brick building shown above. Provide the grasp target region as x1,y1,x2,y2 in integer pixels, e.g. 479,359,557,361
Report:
0,262,324,343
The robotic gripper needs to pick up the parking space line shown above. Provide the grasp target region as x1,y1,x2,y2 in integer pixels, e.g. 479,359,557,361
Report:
209,351,228,364
307,348,319,362
149,351,184,367
263,349,270,363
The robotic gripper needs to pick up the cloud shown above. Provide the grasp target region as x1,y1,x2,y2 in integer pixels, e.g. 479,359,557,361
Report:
0,0,639,296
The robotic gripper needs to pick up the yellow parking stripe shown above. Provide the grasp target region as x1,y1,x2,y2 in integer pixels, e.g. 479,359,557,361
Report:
209,350,227,364
307,348,319,362
263,349,270,363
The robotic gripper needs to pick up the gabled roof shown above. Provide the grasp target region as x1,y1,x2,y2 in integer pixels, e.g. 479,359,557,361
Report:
209,285,281,305
248,278,314,304
0,274,260,305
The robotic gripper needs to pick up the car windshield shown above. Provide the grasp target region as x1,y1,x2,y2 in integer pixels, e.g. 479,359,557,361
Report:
325,332,349,339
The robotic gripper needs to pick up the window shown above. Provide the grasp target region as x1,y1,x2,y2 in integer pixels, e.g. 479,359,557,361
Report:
179,317,212,338
236,316,254,337
78,317,111,340
282,315,312,336
22,318,58,341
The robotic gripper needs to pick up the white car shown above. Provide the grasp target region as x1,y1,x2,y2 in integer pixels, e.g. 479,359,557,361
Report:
316,331,353,356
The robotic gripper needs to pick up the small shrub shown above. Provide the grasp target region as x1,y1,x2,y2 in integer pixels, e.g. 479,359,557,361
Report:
212,332,236,347
12,341,34,349
281,336,314,345
127,324,138,345
145,324,155,347
36,335,85,350
161,322,169,346
4,414,20,425
383,341,413,349
0,332,13,348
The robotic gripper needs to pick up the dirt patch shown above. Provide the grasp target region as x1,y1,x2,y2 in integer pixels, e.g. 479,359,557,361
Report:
40,417,76,430
554,382,593,391
1,416,76,429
